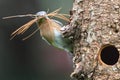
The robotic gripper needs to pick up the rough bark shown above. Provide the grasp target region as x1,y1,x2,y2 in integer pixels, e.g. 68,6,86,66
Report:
62,0,120,80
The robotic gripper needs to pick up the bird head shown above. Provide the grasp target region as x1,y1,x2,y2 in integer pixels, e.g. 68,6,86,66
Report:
36,11,47,16
36,11,49,19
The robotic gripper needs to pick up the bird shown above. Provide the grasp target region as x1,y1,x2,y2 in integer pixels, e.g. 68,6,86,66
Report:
35,11,73,53
3,8,73,53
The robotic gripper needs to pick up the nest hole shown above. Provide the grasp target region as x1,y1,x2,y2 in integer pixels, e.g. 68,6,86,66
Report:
98,44,119,66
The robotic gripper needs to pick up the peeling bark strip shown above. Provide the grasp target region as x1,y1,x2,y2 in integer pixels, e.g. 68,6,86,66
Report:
63,0,120,80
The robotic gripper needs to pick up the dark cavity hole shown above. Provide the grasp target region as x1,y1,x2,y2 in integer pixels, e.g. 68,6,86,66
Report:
114,29,119,33
100,45,119,65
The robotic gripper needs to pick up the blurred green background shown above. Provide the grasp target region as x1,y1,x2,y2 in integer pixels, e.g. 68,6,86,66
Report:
0,0,74,80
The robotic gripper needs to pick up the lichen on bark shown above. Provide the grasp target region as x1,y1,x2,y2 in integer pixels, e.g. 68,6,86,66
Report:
62,0,120,80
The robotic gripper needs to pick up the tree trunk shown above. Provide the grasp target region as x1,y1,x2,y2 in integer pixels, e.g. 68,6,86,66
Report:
63,0,120,80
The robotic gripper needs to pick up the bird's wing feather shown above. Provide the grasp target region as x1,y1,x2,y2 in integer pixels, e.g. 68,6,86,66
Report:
51,19,63,27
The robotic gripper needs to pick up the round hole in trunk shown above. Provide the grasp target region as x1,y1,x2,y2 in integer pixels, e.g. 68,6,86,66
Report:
98,44,119,66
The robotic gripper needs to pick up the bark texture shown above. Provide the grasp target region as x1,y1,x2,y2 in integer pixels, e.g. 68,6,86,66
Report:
63,0,120,80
